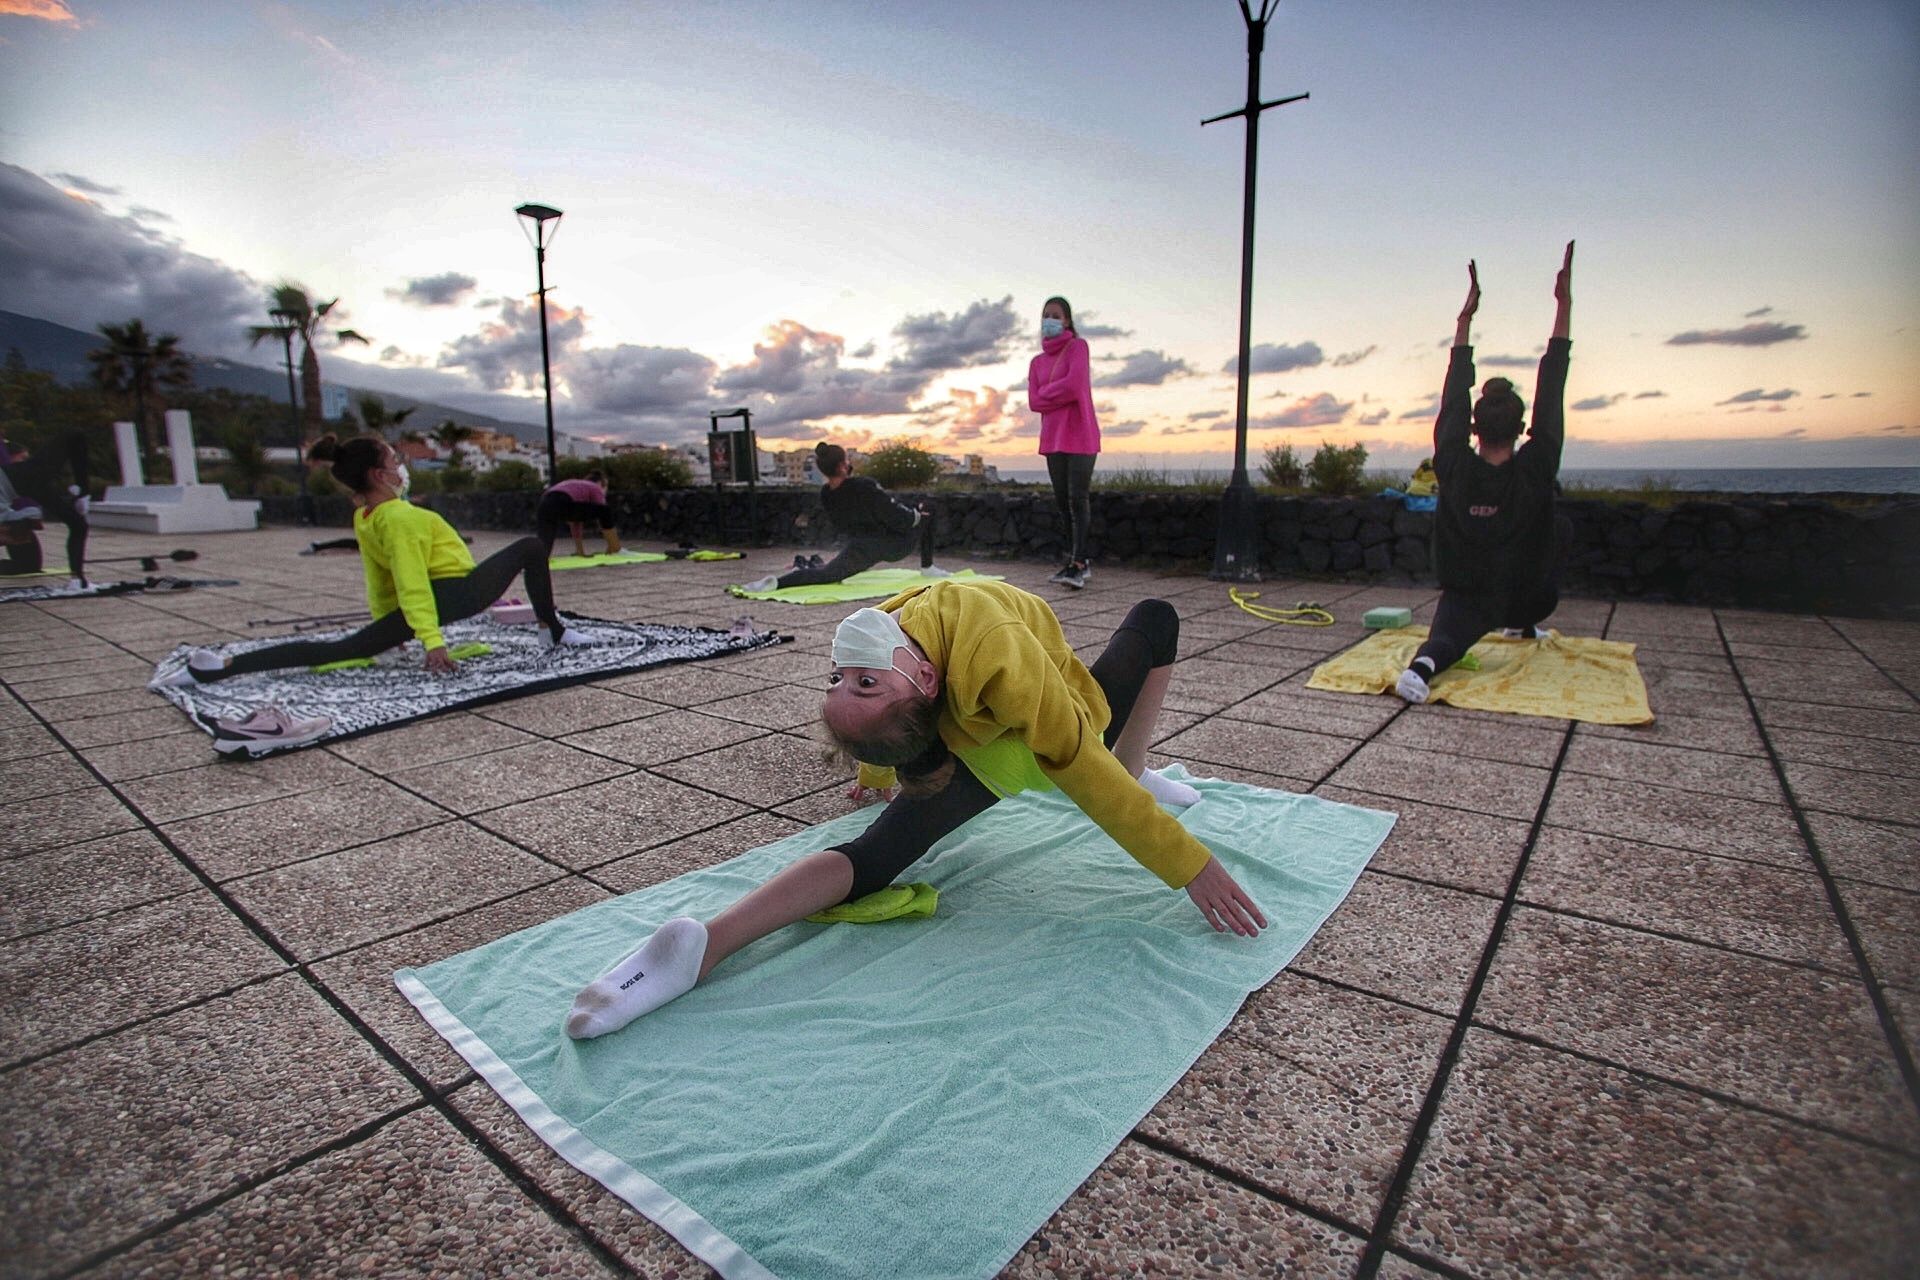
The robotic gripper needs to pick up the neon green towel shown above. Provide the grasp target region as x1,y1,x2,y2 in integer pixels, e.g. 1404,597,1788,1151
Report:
805,882,938,924
729,567,1003,604
688,549,743,561
550,551,669,571
311,641,492,673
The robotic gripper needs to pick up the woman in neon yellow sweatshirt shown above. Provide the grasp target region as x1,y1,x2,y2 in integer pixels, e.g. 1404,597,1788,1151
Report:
565,578,1267,1040
165,435,590,687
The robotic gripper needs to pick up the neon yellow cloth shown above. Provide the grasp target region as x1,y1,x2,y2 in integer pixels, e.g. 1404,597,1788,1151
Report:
1406,460,1439,496
549,550,668,570
729,567,1003,604
311,641,492,674
353,500,475,652
1307,626,1653,725
687,549,742,561
805,882,938,924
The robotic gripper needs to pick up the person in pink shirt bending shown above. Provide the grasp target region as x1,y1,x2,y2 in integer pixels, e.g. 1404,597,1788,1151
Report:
536,470,622,558
1027,295,1100,590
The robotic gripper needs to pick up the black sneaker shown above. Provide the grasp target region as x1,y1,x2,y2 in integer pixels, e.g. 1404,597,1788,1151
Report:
793,554,810,569
1059,562,1089,590
807,554,824,569
1047,562,1075,584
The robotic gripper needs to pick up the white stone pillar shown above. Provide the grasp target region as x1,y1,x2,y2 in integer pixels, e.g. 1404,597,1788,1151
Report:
113,421,144,487
165,409,199,486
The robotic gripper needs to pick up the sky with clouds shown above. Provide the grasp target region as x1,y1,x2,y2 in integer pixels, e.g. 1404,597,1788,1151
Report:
2,0,1916,470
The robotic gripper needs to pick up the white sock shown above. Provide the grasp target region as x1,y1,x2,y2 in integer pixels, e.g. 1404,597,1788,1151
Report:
739,574,780,593
1395,667,1430,704
1139,767,1202,807
566,916,708,1040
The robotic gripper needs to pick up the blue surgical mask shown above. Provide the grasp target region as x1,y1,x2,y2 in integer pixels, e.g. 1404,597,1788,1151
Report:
1041,318,1065,339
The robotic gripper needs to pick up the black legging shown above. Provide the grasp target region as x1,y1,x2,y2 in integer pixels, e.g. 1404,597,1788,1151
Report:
1414,513,1573,673
201,537,564,680
1046,452,1096,564
0,508,85,579
778,516,934,589
536,490,614,553
832,598,1179,901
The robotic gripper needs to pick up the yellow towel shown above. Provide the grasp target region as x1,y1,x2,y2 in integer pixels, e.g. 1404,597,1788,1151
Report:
1307,626,1653,725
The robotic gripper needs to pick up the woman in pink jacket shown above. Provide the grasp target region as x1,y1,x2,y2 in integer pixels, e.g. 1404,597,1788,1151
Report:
1027,295,1100,589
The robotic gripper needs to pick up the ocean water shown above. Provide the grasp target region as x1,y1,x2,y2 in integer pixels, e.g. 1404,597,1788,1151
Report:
992,466,1920,495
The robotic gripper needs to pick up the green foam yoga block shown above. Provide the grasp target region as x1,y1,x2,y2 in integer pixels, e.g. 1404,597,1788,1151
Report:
1363,606,1413,630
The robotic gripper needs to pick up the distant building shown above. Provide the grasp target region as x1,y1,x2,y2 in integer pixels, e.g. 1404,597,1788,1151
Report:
320,384,351,420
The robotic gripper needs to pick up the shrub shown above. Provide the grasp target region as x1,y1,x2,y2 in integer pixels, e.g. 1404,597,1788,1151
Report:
863,442,940,489
305,466,342,497
1305,443,1369,496
1260,443,1303,489
440,465,475,493
405,466,441,496
480,460,543,492
602,448,692,490
555,456,599,482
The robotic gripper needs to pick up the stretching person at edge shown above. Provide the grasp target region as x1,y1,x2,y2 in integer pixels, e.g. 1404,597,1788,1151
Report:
1398,241,1575,705
738,442,947,593
537,470,622,559
567,578,1267,1039
161,435,595,750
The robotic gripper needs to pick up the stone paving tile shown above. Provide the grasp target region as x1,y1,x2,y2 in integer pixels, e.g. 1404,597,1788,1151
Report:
1328,741,1551,823
1153,718,1354,784
311,878,610,1089
473,683,667,737
559,707,765,766
92,1105,620,1280
1543,773,1807,867
1739,658,1916,711
1782,758,1920,826
1163,655,1288,714
116,749,368,824
75,729,222,782
1630,644,1737,674
1770,722,1920,777
10,664,155,702
1290,871,1499,1014
593,811,813,895
1833,880,1920,991
1629,678,1755,724
22,686,159,723
1559,733,1785,804
0,975,414,1280
1314,784,1530,897
1572,709,1766,756
227,822,560,960
0,718,60,762
1753,697,1920,744
699,681,833,732
1394,1031,1920,1279
476,770,753,870
1141,973,1450,1225
1519,827,1852,969
1376,709,1567,770
0,749,96,805
702,643,832,686
1002,1140,1365,1279
1216,682,1402,738
1718,611,1853,649
1165,759,1312,794
322,710,542,772
0,890,282,1067
773,780,885,826
161,775,455,881
0,828,198,942
601,663,778,707
1478,908,1920,1149
1884,984,1920,1067
1805,811,1919,890
387,738,630,815
651,731,853,807
449,1081,714,1277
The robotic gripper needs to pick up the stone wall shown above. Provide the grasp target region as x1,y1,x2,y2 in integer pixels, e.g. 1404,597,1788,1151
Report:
260,487,1920,618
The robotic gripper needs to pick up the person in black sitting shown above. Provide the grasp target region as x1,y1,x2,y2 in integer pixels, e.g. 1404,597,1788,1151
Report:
737,442,949,593
1397,241,1575,705
0,429,91,587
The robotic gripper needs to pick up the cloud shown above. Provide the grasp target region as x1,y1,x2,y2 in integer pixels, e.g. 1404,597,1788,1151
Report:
1074,312,1131,340
1186,409,1227,422
887,295,1019,373
714,319,927,432
377,344,426,367
1356,407,1389,426
568,345,717,417
1716,387,1799,406
1227,340,1323,375
1854,391,1873,398
389,271,477,307
1104,419,1147,438
1668,321,1808,347
47,172,120,196
1572,393,1627,412
125,205,174,224
1633,390,1667,399
0,164,263,358
926,386,1010,441
1744,306,1774,318
1253,392,1350,429
437,295,587,392
1479,352,1537,368
1330,345,1377,368
1398,395,1441,421
1093,349,1192,388
6,2,80,24
849,341,876,359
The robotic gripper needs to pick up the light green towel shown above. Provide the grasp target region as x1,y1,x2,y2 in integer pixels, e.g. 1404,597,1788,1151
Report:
805,882,938,924
396,767,1393,1280
729,567,1003,604
312,641,492,673
550,551,669,571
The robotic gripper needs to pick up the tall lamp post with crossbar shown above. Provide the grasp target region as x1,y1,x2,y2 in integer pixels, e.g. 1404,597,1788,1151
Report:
515,202,564,485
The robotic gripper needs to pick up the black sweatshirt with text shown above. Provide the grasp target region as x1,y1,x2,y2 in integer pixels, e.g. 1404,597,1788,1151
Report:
822,476,919,541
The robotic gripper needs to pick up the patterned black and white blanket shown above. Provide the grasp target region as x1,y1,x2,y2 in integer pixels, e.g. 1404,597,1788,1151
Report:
148,616,784,756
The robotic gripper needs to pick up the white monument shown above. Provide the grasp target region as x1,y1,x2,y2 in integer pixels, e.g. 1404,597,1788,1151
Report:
89,410,261,534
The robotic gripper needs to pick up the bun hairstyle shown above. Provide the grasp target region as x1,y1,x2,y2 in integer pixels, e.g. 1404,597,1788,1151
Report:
306,434,389,493
1042,295,1075,333
814,441,848,477
1472,377,1526,445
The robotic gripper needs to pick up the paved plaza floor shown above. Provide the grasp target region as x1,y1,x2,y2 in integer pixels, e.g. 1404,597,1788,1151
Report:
2,524,1916,1278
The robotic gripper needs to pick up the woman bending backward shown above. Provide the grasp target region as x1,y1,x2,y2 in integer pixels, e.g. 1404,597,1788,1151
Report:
566,578,1267,1040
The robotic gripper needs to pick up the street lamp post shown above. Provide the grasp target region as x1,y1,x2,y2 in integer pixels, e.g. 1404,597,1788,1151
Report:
515,202,564,485
1202,0,1308,582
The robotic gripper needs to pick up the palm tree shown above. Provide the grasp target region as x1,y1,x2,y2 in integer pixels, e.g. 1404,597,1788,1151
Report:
88,319,193,473
353,393,415,440
246,283,369,439
432,418,475,467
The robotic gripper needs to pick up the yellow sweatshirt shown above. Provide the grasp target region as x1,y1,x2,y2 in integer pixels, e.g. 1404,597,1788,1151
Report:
353,499,477,651
856,579,1213,889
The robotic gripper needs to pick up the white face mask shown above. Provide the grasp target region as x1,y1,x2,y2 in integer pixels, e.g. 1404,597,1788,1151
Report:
832,607,930,696
1041,317,1065,339
391,463,411,497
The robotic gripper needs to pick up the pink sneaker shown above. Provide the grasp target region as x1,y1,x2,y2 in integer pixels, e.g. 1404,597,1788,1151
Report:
205,706,333,758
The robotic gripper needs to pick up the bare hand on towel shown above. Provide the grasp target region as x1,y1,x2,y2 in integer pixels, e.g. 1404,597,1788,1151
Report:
1185,856,1266,937
424,646,459,675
